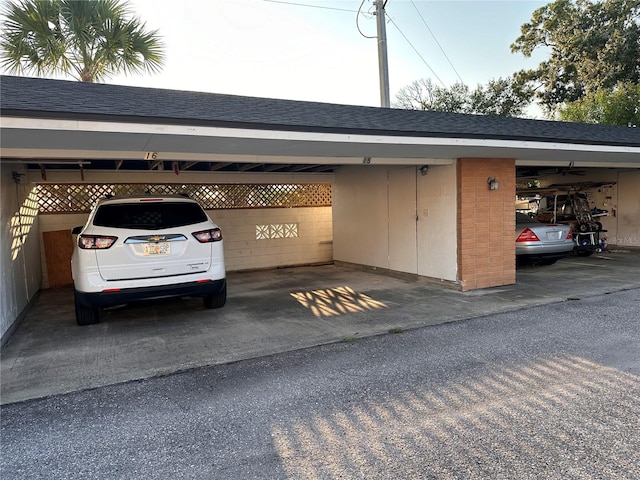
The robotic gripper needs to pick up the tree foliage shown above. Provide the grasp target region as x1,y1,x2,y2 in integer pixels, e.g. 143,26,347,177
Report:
394,79,467,112
558,83,640,126
469,77,535,117
0,0,165,82
394,77,533,117
511,0,640,111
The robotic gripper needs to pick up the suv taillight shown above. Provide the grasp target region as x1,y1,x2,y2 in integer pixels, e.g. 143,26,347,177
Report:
78,234,118,249
516,228,540,242
193,228,222,243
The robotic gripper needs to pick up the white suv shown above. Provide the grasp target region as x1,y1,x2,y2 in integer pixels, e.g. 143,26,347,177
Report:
71,195,226,325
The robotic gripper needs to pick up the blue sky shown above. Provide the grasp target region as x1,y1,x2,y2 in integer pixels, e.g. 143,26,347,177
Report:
3,0,550,109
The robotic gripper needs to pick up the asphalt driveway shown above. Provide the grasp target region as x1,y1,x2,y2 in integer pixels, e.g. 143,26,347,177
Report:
2,248,640,405
2,287,639,479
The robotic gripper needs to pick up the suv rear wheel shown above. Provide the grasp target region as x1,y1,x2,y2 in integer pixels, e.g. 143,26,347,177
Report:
203,284,227,309
74,290,100,326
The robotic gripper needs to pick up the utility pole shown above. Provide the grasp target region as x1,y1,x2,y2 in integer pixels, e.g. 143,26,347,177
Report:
375,0,390,108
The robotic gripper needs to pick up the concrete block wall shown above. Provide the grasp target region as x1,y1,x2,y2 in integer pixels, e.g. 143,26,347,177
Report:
457,158,516,291
209,206,333,271
37,207,333,288
31,169,335,288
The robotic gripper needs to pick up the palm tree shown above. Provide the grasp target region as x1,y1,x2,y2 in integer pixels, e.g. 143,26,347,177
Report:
1,0,165,82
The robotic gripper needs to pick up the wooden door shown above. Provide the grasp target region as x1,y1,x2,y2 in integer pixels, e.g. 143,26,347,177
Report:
43,230,74,288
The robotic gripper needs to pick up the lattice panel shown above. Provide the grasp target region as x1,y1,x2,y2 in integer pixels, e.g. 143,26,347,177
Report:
35,183,332,214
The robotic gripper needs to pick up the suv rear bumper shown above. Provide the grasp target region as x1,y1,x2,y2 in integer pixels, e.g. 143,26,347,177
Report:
75,278,226,308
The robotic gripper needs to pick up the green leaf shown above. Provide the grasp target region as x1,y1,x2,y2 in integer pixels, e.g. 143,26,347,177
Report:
1,0,165,82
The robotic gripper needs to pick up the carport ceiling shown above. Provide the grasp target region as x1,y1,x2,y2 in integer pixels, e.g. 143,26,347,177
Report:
1,76,639,174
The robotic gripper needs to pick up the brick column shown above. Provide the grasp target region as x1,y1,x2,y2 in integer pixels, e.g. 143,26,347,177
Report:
457,158,516,291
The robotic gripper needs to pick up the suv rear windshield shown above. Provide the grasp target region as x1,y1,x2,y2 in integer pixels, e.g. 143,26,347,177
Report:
93,202,208,230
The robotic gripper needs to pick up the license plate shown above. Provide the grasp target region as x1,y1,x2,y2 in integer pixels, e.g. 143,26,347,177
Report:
143,242,170,255
546,231,562,240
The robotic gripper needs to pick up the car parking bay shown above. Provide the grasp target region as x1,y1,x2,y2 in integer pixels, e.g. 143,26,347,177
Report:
2,249,640,405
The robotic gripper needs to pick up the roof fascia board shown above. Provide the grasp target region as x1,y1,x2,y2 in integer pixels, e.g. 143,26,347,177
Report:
0,148,455,166
3,116,639,157
515,159,640,169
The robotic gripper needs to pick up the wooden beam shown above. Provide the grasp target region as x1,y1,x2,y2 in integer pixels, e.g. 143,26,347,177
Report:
312,165,337,172
149,160,162,170
238,163,259,171
208,162,232,171
264,164,285,172
289,164,318,172
180,161,198,170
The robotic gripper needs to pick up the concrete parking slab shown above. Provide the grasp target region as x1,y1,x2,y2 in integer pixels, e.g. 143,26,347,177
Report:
2,248,640,404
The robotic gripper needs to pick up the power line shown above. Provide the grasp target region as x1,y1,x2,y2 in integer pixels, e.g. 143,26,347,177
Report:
265,0,446,94
263,0,357,14
409,0,464,84
386,15,446,88
264,0,375,39
356,0,376,39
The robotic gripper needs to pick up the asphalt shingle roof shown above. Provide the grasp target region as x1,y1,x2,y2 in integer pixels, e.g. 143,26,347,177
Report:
1,75,639,147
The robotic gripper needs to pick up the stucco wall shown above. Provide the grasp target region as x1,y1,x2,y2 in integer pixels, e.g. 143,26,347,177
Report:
333,164,458,283
1,165,42,345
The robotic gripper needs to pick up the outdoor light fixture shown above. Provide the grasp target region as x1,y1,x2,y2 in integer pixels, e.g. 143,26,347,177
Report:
487,177,499,190
420,165,429,176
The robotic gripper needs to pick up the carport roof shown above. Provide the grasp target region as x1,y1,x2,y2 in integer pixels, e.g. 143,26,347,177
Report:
1,75,639,172
2,75,639,146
